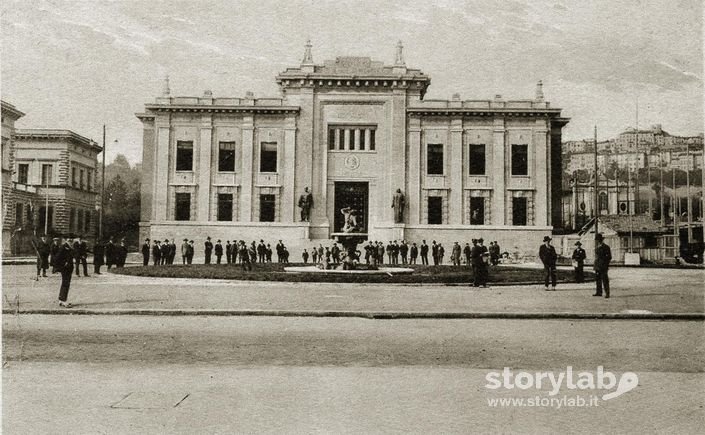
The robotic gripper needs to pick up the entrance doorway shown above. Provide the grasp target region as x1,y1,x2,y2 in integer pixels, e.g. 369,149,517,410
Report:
333,182,369,234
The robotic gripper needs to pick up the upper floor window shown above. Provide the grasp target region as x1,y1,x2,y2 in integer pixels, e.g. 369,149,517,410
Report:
427,144,444,175
327,125,377,152
260,142,277,173
511,144,528,176
71,167,77,187
41,164,53,185
469,144,486,175
79,169,85,189
86,171,92,191
176,141,194,171
218,141,236,172
18,163,29,184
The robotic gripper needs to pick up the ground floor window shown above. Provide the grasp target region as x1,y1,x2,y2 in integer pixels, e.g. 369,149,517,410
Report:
15,203,23,226
175,193,191,221
217,193,233,221
259,194,275,222
77,209,84,233
512,197,527,226
428,196,443,225
470,197,485,225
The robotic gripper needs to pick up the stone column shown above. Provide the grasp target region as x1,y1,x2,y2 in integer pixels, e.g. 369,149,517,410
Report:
449,118,463,225
154,119,171,221
534,120,549,226
282,116,297,222
492,117,506,225
197,114,212,221
408,118,422,225
240,115,254,222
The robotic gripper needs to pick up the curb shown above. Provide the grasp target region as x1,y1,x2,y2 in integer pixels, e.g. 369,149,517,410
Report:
3,308,703,321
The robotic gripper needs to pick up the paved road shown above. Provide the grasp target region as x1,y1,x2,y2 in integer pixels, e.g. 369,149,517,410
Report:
3,315,704,433
2,265,703,314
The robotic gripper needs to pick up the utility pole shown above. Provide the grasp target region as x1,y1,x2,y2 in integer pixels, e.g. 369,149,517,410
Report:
593,125,599,259
635,101,640,215
686,143,693,243
44,167,49,235
99,125,106,241
659,151,665,227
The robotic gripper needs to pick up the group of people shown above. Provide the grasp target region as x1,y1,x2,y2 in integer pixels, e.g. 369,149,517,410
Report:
31,234,128,280
140,237,293,269
540,234,612,298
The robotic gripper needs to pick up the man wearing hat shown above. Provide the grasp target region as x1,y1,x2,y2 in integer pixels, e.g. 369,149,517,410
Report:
571,241,587,283
152,239,161,266
141,238,150,266
54,234,75,308
204,237,213,264
593,233,612,298
93,238,104,274
186,240,195,264
215,240,223,264
539,236,558,291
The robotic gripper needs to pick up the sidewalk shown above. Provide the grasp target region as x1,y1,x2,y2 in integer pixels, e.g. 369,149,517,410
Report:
2,264,703,317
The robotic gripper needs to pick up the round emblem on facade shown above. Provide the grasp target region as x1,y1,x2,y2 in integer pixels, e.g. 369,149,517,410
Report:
344,155,360,170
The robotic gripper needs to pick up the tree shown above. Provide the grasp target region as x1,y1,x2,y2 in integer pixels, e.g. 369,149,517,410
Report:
101,155,141,248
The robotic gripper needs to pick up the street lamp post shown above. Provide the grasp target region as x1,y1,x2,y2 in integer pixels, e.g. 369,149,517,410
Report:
99,125,106,241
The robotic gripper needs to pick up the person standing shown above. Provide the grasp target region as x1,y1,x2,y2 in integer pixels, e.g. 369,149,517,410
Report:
471,239,486,287
50,237,61,269
438,243,445,265
54,235,75,308
593,233,612,298
298,187,314,222
332,243,341,265
181,239,189,264
302,249,309,264
160,240,170,265
431,241,439,266
93,239,104,274
463,243,472,266
117,239,128,267
539,236,558,291
36,235,51,278
452,242,462,266
420,240,429,265
73,236,89,277
312,247,318,264
493,241,501,265
572,241,587,283
105,238,115,270
376,243,385,265
204,237,213,264
186,240,195,264
141,238,150,266
169,239,177,264
400,241,409,265
225,241,232,264
152,240,161,266
409,243,418,265
239,241,251,271
215,240,224,264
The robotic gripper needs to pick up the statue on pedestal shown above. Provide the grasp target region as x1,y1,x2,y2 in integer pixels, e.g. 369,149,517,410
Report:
340,207,359,233
298,187,313,222
391,189,405,223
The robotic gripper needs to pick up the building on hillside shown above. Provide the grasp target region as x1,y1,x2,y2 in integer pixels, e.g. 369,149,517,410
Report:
136,42,569,253
2,100,25,255
11,129,102,240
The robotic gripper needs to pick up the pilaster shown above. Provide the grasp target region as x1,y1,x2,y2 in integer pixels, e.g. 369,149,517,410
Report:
449,118,463,225
282,117,297,222
492,117,506,225
197,114,212,221
534,120,549,226
240,116,254,222
408,118,422,225
155,118,171,221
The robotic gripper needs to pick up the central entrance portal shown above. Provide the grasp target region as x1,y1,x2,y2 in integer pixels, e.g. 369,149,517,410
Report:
333,181,369,235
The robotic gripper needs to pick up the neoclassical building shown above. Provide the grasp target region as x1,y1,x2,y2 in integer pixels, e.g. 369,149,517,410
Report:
137,43,569,253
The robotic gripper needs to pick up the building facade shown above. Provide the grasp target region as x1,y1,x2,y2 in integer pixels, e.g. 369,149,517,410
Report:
137,43,569,253
2,100,26,254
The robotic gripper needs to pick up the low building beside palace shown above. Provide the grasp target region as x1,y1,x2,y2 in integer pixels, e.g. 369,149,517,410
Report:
137,42,569,253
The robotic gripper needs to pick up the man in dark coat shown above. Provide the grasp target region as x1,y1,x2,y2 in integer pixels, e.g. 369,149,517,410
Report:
160,240,170,265
152,240,161,266
463,243,472,266
331,243,341,265
431,241,440,266
169,239,177,264
215,240,223,264
54,235,75,308
539,236,558,291
239,241,251,271
50,237,61,269
141,238,150,266
420,240,429,265
105,238,116,270
471,239,487,287
572,241,587,283
226,241,233,264
73,236,89,277
257,240,266,263
204,237,213,264
452,242,462,266
186,240,195,264
593,233,612,298
93,239,104,274
117,239,128,267
409,243,418,264
36,235,51,278
400,241,409,265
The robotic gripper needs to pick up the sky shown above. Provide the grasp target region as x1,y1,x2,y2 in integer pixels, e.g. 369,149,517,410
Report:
2,0,702,164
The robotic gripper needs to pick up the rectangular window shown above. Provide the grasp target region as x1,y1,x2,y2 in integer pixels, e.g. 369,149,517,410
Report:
69,207,76,231
370,129,376,151
41,164,53,185
427,144,444,175
26,205,33,225
360,130,366,150
217,193,233,221
175,193,191,221
428,196,443,224
87,172,92,191
512,197,527,226
18,163,29,184
469,144,486,175
511,144,529,176
260,142,277,172
259,194,275,222
348,129,354,150
339,130,345,151
328,128,335,150
72,167,77,187
79,169,85,190
470,197,485,225
218,141,236,172
15,203,23,225
84,210,91,233
176,141,194,171
77,209,84,232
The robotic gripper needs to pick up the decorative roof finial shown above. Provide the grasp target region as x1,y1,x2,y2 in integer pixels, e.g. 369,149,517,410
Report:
535,80,544,101
395,40,405,66
302,39,314,65
163,74,171,97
